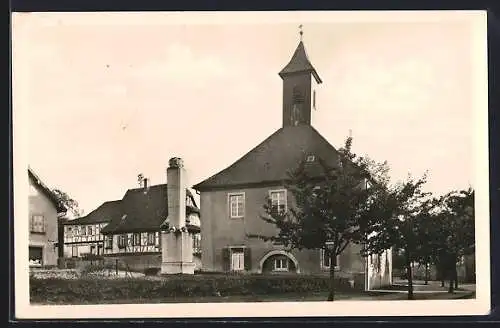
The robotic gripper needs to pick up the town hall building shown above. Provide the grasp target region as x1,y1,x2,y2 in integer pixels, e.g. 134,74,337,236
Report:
193,33,392,290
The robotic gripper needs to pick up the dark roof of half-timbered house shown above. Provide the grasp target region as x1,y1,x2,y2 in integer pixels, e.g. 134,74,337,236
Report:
82,184,200,234
63,200,122,226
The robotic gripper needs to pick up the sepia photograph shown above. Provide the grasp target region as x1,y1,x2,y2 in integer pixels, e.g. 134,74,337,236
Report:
12,10,490,319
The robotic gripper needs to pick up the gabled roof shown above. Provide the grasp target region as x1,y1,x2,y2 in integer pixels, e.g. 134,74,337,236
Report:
28,167,67,213
99,184,199,235
193,125,343,191
279,41,322,84
63,200,121,226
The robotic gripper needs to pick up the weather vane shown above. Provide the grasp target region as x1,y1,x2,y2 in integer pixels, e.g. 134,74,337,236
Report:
299,24,303,41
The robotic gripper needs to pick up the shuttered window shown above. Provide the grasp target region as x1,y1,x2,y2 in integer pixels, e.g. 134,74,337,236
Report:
30,215,45,233
223,247,252,272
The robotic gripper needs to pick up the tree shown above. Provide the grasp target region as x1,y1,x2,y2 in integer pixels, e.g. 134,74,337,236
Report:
52,189,83,218
364,173,432,300
432,188,475,293
248,135,395,301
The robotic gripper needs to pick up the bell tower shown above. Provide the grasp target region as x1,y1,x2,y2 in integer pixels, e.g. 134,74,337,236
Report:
279,26,322,128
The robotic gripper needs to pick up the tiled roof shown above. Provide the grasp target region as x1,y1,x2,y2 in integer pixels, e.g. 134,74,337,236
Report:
279,41,322,83
28,167,67,213
99,184,199,234
63,200,122,226
193,125,343,191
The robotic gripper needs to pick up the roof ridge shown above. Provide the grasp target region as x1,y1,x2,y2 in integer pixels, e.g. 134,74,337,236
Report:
28,167,67,213
193,128,284,189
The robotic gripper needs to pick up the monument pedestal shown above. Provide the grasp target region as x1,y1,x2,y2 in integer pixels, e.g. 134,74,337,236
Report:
161,230,195,274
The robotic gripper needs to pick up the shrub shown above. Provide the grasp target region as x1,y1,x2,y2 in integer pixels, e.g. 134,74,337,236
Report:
30,274,355,303
144,268,160,276
81,253,104,262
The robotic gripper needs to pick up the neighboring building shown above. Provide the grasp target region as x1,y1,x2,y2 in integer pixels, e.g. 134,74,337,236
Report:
193,35,392,289
63,177,201,272
28,168,67,267
62,200,122,258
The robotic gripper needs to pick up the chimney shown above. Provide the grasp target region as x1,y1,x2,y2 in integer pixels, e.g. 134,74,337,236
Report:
143,178,148,189
166,157,186,228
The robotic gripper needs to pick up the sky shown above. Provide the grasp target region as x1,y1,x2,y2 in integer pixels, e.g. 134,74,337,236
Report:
13,11,485,216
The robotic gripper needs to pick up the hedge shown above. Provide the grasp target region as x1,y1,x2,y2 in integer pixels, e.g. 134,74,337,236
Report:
30,274,354,303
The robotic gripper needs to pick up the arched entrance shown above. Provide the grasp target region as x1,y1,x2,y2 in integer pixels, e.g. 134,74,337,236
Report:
258,250,300,274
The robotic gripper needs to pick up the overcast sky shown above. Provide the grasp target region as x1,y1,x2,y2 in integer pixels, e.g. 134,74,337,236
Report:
13,11,485,215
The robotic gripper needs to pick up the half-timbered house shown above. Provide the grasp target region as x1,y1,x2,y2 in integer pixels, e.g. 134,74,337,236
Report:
62,200,121,258
63,178,201,271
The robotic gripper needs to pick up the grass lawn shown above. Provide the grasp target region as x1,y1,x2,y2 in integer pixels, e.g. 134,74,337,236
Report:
31,290,475,305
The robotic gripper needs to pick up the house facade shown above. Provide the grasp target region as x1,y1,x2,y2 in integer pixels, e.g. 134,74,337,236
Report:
62,200,121,258
28,168,66,267
193,36,392,290
63,176,201,272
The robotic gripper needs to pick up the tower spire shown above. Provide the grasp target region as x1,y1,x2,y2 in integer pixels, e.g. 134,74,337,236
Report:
299,24,303,41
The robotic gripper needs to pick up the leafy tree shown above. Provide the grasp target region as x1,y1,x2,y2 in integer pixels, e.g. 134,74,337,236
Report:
413,206,442,285
248,136,394,301
363,173,432,300
432,188,475,292
52,189,83,218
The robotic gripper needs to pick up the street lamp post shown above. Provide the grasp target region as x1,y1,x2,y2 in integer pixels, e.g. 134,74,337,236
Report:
325,240,336,301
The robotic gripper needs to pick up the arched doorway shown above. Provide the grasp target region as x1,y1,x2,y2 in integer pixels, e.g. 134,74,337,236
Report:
258,250,300,274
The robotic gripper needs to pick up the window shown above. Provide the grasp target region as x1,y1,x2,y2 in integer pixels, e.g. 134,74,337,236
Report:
274,257,289,271
71,245,78,258
147,232,155,246
270,190,287,214
320,249,340,269
118,234,127,249
229,193,245,218
95,225,100,235
29,246,43,266
90,245,96,255
133,233,141,246
306,155,315,162
30,215,45,233
81,226,87,236
105,235,113,249
292,86,304,103
291,104,302,126
88,226,93,235
193,233,201,253
231,250,245,271
313,89,317,109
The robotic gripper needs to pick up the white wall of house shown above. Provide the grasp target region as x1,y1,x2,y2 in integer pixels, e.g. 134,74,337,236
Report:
63,222,108,257
104,232,162,255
